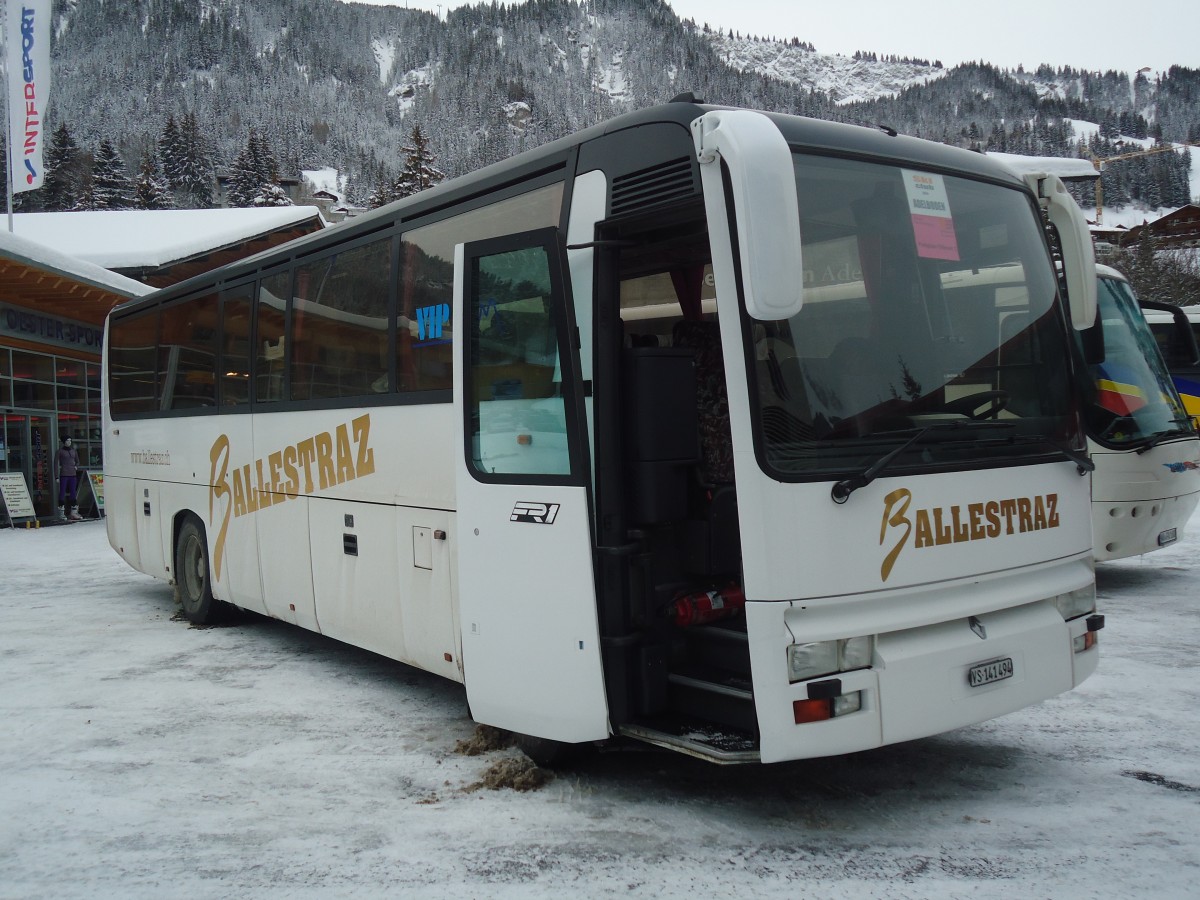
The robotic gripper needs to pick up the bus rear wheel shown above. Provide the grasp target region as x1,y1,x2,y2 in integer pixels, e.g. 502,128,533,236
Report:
174,516,222,625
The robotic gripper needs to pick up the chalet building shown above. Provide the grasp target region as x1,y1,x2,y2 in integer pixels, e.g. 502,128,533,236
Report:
1120,204,1200,250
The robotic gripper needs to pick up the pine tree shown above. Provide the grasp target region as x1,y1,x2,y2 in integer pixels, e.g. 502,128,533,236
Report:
176,112,215,208
228,128,286,207
391,125,445,200
134,149,174,210
88,138,134,210
252,183,293,207
41,123,84,211
158,116,183,197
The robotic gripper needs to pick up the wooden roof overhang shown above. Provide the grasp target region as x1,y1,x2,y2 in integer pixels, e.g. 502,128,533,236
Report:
0,255,136,326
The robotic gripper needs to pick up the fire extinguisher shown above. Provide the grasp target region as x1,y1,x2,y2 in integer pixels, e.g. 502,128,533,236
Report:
671,585,746,626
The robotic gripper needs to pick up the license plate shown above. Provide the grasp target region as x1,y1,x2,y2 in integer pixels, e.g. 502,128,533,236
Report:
1158,528,1178,547
968,657,1013,688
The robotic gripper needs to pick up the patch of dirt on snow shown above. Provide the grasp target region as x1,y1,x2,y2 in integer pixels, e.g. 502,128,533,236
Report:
454,724,513,756
468,755,552,793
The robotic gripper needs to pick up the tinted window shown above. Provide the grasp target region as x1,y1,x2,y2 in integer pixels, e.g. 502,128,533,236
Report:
108,309,160,415
221,284,254,408
159,294,218,409
291,239,392,400
256,271,290,403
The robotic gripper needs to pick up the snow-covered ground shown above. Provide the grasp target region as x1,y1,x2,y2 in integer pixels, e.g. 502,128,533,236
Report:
2,516,1198,898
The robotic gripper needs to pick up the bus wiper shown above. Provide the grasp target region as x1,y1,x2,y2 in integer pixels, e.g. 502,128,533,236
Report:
1134,419,1195,455
1014,434,1095,474
830,420,1012,504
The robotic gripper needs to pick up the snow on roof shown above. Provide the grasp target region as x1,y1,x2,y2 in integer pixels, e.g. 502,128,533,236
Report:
9,207,326,270
0,227,154,297
990,152,1100,180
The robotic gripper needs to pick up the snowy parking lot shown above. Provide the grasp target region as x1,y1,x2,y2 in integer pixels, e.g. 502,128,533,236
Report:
1,517,1198,898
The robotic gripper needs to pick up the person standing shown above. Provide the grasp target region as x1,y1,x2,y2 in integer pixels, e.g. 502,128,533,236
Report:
56,436,82,521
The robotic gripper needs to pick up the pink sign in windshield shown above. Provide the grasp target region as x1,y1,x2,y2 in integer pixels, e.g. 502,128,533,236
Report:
902,170,960,261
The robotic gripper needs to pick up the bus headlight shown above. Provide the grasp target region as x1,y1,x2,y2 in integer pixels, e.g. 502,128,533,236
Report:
787,636,873,683
1054,584,1096,621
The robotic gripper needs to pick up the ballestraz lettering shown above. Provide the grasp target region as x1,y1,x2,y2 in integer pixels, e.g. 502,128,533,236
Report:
879,488,1060,581
208,414,375,578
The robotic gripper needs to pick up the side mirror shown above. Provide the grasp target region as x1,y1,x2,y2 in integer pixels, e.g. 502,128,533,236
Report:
1141,299,1200,366
1023,172,1096,331
692,110,804,320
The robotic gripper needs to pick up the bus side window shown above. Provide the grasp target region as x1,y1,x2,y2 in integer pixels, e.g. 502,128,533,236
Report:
108,308,160,416
291,238,391,401
467,243,570,477
220,285,253,408
159,293,217,410
255,272,290,403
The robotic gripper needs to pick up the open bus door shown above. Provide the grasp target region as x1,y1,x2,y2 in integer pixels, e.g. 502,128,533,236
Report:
452,229,609,744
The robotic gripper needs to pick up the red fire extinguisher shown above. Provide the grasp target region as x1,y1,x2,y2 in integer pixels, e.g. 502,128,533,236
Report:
671,585,746,626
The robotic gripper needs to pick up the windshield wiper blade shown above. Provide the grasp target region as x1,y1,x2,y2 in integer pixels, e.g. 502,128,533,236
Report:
830,420,1012,504
1014,434,1095,474
1134,429,1191,455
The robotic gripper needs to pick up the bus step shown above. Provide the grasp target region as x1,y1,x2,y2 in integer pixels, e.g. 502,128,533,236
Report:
667,670,757,733
619,721,760,764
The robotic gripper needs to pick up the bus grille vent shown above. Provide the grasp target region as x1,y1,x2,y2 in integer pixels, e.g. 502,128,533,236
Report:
610,158,697,216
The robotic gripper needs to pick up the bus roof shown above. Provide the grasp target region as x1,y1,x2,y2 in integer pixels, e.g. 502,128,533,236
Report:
111,100,1031,316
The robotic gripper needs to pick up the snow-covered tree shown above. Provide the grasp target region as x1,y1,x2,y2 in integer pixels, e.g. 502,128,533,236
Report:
228,128,286,207
82,138,133,210
41,123,84,212
134,149,174,210
175,112,215,209
391,125,445,200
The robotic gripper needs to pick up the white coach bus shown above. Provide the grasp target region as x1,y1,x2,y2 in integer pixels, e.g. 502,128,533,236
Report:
103,98,1104,764
1082,266,1200,559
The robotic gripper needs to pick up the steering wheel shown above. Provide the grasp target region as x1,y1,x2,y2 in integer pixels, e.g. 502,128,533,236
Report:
944,390,1009,420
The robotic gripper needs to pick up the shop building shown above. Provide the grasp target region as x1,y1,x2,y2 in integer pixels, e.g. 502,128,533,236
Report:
1,229,152,520
2,207,326,521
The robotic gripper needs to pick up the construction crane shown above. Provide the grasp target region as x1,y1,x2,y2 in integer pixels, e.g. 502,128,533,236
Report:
1087,141,1200,226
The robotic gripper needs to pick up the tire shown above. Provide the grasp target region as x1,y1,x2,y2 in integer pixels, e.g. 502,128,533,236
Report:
174,516,221,625
515,733,582,769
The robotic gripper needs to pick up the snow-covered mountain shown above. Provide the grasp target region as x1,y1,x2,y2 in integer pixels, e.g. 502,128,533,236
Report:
5,0,1197,210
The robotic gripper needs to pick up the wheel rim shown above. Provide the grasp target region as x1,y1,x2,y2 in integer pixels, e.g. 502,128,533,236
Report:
182,533,206,603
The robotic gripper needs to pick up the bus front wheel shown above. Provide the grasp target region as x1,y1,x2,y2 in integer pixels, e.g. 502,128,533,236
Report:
174,516,221,625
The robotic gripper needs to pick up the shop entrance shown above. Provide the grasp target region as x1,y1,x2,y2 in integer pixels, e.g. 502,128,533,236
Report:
2,413,56,519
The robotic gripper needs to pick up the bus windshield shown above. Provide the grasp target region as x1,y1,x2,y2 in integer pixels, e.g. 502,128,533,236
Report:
1086,275,1191,447
749,153,1080,477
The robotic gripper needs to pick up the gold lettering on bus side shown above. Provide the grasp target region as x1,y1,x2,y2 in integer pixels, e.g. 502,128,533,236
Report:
950,505,970,543
296,438,317,494
1033,495,1048,530
232,466,249,518
202,418,378,553
999,499,1017,534
255,458,274,508
315,431,335,491
241,464,259,514
1017,497,1033,532
282,446,300,498
268,451,285,503
984,500,1001,538
208,434,232,581
353,414,375,477
334,423,355,485
968,502,986,541
914,508,934,548
932,507,952,546
879,487,913,582
1046,493,1060,528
